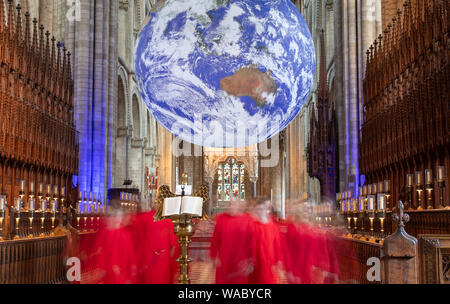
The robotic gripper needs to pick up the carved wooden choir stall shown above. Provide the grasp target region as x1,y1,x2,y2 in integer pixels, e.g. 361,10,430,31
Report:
0,1,83,283
333,0,450,284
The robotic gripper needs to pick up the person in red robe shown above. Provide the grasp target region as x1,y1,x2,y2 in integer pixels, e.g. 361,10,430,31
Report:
88,214,139,284
247,197,285,284
130,207,180,284
210,200,257,284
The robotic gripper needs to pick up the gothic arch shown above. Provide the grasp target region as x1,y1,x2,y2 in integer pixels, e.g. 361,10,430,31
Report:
117,65,130,126
117,76,127,128
132,94,141,139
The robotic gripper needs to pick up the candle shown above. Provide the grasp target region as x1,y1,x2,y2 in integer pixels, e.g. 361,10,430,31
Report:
346,200,351,213
368,196,375,211
41,200,47,212
47,184,52,196
0,196,5,211
352,199,357,212
378,182,384,194
407,174,414,187
368,184,372,195
359,197,365,211
377,194,386,211
372,184,377,194
54,185,59,197
437,166,445,182
30,181,35,193
78,190,82,201
39,183,44,194
61,187,66,197
415,171,423,186
52,201,57,212
15,198,21,211
363,185,367,196
29,199,35,211
20,180,25,192
425,169,433,185
384,180,390,193
359,187,363,196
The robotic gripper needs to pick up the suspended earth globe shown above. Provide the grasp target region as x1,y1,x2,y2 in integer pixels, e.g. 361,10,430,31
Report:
135,0,315,148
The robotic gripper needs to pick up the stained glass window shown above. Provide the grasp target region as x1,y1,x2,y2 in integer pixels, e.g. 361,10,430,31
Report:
217,158,245,202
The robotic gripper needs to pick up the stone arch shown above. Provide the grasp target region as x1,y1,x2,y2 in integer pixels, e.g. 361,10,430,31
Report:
117,76,127,128
117,66,130,125
132,94,141,138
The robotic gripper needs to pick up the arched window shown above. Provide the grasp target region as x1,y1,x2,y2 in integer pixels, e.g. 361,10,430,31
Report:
132,95,141,138
117,78,126,127
217,158,245,202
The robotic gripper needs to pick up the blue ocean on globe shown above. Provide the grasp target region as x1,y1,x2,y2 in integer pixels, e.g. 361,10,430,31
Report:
135,0,315,148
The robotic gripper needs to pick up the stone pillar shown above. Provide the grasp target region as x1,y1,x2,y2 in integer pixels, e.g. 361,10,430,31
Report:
64,0,118,200
383,201,418,284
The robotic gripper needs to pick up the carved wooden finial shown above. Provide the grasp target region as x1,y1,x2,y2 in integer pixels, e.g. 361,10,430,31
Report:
67,51,72,79
392,201,410,227
0,0,5,32
8,0,14,37
24,12,30,45
39,24,44,55
31,18,37,51
51,36,56,71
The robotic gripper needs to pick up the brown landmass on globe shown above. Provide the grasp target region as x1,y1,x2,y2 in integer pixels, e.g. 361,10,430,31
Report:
220,66,277,107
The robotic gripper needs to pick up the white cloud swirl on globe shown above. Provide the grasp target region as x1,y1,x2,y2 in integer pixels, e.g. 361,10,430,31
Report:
135,0,315,148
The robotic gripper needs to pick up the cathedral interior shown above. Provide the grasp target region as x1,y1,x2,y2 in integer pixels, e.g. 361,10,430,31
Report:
0,0,448,285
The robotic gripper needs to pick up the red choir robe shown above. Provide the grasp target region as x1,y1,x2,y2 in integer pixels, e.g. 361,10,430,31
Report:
283,222,340,284
130,210,179,284
210,213,257,284
248,218,284,284
91,215,138,284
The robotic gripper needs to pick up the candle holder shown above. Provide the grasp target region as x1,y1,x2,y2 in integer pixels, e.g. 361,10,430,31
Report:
415,171,424,210
75,202,81,230
406,174,414,210
19,180,26,201
345,200,352,236
82,202,88,232
358,196,366,240
39,199,48,237
28,198,36,238
437,166,448,209
352,199,358,237
367,195,376,242
13,198,23,240
0,196,5,241
49,200,58,236
384,180,391,211
377,194,386,243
